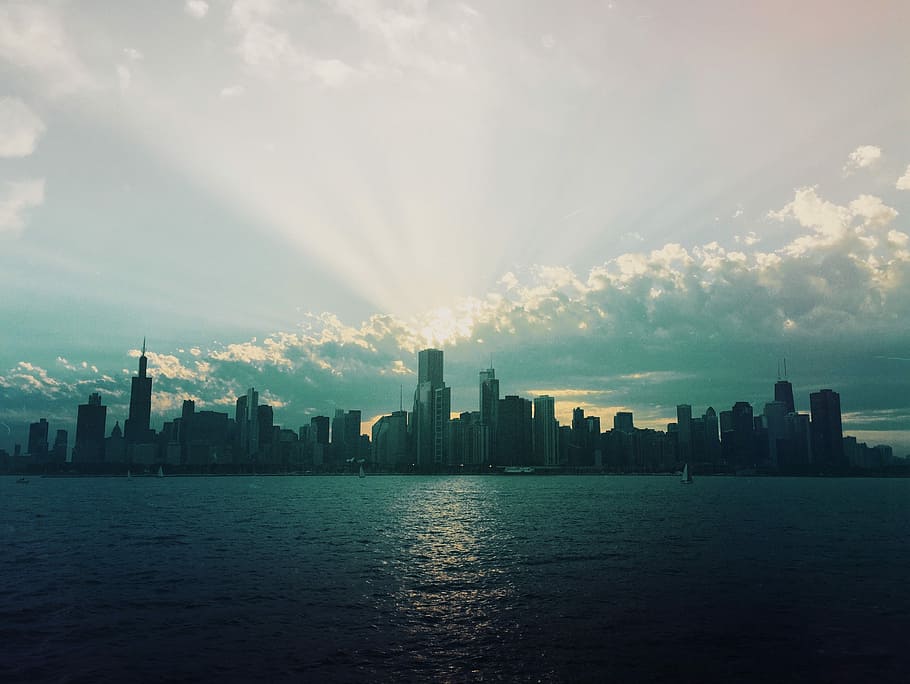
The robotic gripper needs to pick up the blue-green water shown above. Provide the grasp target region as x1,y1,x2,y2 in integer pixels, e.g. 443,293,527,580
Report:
2,475,909,682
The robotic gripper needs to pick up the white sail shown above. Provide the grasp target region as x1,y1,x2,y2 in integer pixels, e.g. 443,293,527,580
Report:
359,464,365,478
157,466,164,478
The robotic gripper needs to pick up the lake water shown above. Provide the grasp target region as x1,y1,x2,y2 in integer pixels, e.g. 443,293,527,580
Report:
2,475,909,682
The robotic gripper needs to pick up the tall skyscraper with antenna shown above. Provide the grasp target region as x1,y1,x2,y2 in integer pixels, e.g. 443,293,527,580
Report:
124,339,154,445
774,358,796,414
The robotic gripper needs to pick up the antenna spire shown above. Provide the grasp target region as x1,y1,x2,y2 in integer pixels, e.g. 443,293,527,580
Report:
142,337,146,356
399,385,403,412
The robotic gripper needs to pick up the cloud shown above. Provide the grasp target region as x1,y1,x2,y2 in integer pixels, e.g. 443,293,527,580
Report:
220,84,245,98
0,3,94,95
117,64,131,91
897,165,910,191
185,1,210,19
843,145,881,175
0,98,45,157
0,179,45,235
123,47,143,61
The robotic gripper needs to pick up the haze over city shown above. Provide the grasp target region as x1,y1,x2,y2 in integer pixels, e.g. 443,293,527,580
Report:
2,0,909,454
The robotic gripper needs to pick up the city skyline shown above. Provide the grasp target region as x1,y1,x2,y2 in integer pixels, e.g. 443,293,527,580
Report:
2,2,909,455
2,343,903,470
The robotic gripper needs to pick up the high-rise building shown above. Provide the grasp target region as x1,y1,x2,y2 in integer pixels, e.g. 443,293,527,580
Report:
52,429,68,463
763,401,789,469
731,401,755,469
372,410,409,466
533,395,557,465
774,380,796,415
703,407,720,463
613,412,634,435
412,349,450,465
676,404,692,463
74,392,107,463
479,366,499,463
27,418,49,459
498,395,532,466
124,339,154,445
810,389,844,469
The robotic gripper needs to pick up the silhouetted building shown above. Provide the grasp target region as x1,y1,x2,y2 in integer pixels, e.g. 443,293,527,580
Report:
703,407,720,463
52,429,67,463
613,412,634,435
533,395,557,465
730,401,755,469
235,388,259,461
479,366,499,463
763,401,788,469
498,395,532,466
676,404,692,463
412,349,450,466
106,421,125,463
372,410,409,466
775,379,796,415
124,339,154,445
27,418,49,460
74,392,107,463
810,389,845,469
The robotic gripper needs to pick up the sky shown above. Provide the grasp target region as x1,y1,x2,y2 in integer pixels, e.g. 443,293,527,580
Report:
1,0,909,455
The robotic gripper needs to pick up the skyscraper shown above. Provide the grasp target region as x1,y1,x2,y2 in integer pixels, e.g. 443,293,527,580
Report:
412,349,450,465
676,404,693,463
124,339,154,445
74,392,107,463
479,366,499,463
810,389,844,469
27,418,49,459
498,395,532,466
533,395,557,465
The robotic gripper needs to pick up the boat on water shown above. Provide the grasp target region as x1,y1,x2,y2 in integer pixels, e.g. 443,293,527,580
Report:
157,466,164,478
681,463,693,484
16,477,29,484
359,463,365,478
503,466,535,474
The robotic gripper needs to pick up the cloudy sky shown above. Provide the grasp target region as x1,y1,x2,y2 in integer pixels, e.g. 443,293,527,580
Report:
2,0,909,455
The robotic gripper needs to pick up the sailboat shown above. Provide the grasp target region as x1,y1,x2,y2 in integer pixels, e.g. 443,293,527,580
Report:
681,463,693,484
358,463,365,478
127,469,132,479
157,466,164,478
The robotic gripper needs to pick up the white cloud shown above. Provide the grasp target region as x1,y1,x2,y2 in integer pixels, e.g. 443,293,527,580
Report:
843,145,882,175
311,58,356,87
0,179,45,235
897,165,910,191
220,84,245,97
185,1,210,19
0,3,94,95
123,47,143,61
0,97,45,157
117,64,132,91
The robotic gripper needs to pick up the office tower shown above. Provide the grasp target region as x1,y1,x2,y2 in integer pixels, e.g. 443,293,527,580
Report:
731,401,755,469
613,412,634,435
310,416,330,445
774,380,796,415
774,359,796,414
571,407,591,465
810,389,844,469
497,395,532,465
27,418,49,458
124,339,154,445
74,392,107,462
763,401,789,468
412,349,450,465
533,395,557,465
479,366,500,463
372,410,409,466
258,404,274,452
52,429,68,463
344,410,362,461
676,404,692,463
703,407,720,463
418,349,444,387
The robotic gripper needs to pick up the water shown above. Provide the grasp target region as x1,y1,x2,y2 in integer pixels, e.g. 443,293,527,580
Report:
2,475,909,682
